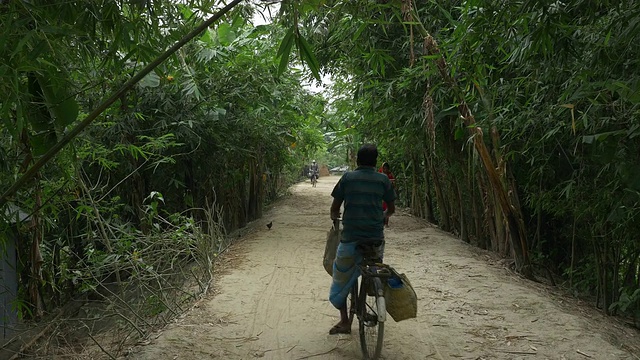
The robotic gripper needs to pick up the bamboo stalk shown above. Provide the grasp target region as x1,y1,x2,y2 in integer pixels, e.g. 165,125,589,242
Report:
410,4,532,276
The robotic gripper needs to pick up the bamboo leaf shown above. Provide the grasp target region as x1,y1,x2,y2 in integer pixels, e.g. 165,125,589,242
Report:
583,130,627,144
277,28,295,57
179,4,194,21
31,131,57,156
276,28,295,77
435,106,458,121
139,72,161,88
454,127,465,140
560,104,576,134
27,75,57,155
432,0,458,26
217,22,236,45
231,13,245,29
352,22,368,42
297,33,321,80
36,75,79,128
200,28,214,44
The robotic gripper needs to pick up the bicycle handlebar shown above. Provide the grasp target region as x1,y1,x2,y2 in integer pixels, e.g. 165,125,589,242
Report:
332,218,341,230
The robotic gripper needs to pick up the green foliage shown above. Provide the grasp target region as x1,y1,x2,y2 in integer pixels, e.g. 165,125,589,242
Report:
4,0,638,347
0,1,327,349
610,288,640,317
293,0,640,312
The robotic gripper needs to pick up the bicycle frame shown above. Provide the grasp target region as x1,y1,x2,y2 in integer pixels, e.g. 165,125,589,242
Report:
357,262,398,320
349,260,400,360
332,218,397,359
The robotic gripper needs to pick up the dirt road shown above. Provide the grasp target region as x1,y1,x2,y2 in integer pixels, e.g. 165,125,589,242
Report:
131,176,639,359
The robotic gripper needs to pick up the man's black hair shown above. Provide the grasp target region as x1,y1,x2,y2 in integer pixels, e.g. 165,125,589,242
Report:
357,144,378,167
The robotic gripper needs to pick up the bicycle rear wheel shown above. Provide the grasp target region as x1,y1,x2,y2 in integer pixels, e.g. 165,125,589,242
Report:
358,277,384,359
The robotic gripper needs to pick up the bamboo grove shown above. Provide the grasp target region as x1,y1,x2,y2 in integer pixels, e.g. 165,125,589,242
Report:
288,0,640,324
0,0,325,351
1,1,639,355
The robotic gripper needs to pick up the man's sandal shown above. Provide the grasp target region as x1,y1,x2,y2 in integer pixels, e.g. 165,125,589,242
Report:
329,324,351,335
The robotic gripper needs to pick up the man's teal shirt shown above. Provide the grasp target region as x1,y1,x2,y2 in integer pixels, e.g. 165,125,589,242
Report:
331,166,396,242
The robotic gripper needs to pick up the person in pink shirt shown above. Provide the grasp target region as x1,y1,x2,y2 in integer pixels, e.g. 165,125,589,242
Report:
378,162,395,226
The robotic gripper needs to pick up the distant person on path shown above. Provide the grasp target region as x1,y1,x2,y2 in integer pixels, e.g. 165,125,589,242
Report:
328,144,396,334
310,160,319,181
378,162,395,226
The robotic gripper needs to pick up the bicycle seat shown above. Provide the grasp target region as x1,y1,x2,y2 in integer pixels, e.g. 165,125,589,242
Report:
356,239,385,261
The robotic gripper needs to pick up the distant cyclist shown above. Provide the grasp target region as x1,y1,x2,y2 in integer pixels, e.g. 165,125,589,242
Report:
310,160,319,183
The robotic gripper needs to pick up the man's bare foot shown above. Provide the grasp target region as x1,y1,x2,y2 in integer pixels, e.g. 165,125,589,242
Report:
329,321,351,335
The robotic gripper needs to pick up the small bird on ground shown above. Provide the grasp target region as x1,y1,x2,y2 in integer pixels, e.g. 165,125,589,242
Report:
266,221,273,230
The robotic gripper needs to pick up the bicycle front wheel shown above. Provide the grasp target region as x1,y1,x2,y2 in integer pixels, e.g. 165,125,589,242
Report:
358,277,384,360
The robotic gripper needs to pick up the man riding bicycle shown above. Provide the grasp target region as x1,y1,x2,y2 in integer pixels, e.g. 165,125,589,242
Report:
328,144,396,334
310,160,319,182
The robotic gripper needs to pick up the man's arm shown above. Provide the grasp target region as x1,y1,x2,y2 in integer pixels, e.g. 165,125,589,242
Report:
330,176,345,220
385,201,395,219
330,198,342,220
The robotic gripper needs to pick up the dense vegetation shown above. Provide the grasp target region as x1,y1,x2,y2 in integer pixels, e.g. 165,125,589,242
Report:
0,1,325,355
0,0,638,356
290,0,640,324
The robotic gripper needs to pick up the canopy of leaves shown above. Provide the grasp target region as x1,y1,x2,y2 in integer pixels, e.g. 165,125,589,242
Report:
293,0,640,319
0,1,328,348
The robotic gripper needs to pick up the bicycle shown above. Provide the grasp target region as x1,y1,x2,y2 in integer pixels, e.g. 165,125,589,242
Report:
333,220,400,360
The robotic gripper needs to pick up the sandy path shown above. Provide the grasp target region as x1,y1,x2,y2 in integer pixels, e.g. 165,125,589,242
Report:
131,176,639,359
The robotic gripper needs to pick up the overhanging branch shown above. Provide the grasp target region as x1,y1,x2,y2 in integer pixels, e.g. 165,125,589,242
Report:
0,0,245,207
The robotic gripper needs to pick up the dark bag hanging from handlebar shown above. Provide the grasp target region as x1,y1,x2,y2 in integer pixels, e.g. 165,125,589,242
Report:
323,221,340,276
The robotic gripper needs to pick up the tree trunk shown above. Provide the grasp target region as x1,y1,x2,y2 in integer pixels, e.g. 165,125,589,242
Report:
422,113,450,229
477,171,499,252
256,161,264,219
30,178,44,318
603,246,610,315
410,155,423,218
611,246,621,314
422,153,436,223
593,239,603,309
184,158,196,217
570,217,576,288
623,253,638,288
239,172,248,228
471,177,484,248
410,11,532,277
248,159,258,221
430,160,450,231
455,180,467,242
